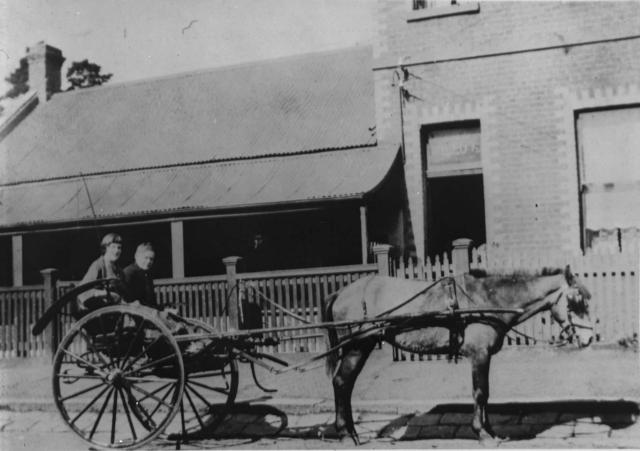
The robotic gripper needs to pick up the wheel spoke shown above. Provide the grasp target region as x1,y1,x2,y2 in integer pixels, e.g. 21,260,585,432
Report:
61,348,106,376
132,381,172,407
58,381,106,402
183,386,205,429
117,387,138,441
148,383,176,418
121,332,164,373
125,388,156,429
185,382,212,408
69,385,111,426
112,311,126,370
110,384,118,444
118,319,146,370
180,397,186,436
188,379,231,395
89,387,114,440
129,384,175,410
79,329,112,370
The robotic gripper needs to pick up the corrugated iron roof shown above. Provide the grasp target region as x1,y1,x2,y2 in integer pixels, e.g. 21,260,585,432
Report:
0,145,399,228
0,46,374,185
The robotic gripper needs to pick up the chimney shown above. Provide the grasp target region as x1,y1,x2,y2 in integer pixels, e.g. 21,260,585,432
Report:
26,42,65,103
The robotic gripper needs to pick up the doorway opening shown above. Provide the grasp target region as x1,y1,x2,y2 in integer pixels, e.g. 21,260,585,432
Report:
425,174,486,258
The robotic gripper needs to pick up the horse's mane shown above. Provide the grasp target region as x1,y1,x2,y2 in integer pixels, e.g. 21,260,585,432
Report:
469,267,563,281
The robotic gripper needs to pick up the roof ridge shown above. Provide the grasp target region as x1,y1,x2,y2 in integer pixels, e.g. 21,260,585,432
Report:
1,142,378,187
50,45,373,97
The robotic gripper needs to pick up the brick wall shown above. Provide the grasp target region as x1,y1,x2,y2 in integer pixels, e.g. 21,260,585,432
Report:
373,0,640,259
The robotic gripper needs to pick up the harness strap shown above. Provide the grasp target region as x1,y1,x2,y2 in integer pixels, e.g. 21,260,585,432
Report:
375,277,455,319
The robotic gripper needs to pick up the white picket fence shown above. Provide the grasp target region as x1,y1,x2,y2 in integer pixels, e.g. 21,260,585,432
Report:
393,245,639,347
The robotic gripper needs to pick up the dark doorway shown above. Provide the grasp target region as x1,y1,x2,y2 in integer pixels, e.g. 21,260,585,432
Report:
426,174,486,258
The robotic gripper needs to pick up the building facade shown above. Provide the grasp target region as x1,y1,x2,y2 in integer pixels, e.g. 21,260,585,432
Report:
373,1,640,260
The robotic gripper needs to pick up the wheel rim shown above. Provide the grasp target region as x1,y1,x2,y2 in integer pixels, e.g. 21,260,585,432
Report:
53,305,184,449
164,318,238,439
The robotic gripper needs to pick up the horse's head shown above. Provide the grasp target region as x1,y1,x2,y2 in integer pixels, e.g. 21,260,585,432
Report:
549,265,594,348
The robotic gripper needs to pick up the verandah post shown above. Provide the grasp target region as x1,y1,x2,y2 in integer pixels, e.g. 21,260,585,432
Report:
40,268,59,360
452,238,473,275
373,244,392,276
223,256,242,330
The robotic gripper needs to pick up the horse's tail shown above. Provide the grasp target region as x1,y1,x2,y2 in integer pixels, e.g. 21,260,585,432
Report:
322,289,341,377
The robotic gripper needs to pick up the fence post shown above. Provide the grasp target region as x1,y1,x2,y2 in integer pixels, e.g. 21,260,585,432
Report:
223,256,242,330
40,268,59,360
373,244,393,276
452,238,473,275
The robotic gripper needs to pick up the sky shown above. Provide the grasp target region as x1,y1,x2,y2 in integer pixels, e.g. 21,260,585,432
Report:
0,0,376,91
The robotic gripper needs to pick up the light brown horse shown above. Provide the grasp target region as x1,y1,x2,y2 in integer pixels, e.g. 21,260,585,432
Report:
324,266,593,445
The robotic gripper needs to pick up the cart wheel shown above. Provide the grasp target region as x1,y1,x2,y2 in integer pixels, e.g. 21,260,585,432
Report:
53,305,185,449
165,318,239,439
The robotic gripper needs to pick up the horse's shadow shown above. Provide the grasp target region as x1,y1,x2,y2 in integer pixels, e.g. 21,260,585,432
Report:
376,399,639,442
173,399,638,444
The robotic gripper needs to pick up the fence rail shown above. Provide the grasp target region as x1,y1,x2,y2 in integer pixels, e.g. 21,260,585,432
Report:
1,243,637,360
0,261,380,359
239,264,378,353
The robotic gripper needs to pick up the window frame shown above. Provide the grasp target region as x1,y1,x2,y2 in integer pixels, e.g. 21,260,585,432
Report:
575,105,640,250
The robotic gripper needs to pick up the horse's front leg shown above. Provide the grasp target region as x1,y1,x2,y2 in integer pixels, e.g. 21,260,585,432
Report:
470,349,497,442
462,324,505,445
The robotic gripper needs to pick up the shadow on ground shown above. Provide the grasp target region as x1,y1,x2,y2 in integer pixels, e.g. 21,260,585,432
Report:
376,399,639,441
174,403,288,445
173,399,639,445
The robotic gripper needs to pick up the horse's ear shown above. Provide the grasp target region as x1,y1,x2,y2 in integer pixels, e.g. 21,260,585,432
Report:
564,265,575,284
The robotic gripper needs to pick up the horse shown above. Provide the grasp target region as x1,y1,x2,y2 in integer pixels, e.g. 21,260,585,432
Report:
323,265,593,445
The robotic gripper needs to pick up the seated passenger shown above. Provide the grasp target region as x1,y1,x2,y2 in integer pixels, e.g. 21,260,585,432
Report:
123,242,159,309
77,233,126,314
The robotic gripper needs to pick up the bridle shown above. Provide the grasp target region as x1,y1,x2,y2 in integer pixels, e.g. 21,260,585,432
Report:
550,282,593,346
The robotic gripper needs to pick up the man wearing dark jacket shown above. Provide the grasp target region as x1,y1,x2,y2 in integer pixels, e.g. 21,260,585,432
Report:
123,242,158,309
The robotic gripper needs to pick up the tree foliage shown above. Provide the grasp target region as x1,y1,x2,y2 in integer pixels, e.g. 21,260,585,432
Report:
3,58,29,99
66,59,113,90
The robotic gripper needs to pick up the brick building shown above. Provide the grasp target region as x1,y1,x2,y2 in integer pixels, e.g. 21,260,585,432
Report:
2,3,639,286
373,1,640,260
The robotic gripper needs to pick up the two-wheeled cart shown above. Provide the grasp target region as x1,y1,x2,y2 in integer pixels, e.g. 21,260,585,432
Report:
32,278,522,449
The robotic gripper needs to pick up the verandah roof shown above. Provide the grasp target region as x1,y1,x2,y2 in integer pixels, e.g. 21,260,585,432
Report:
0,144,399,229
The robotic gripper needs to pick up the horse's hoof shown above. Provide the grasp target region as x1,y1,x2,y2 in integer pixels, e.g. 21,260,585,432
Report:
350,432,361,446
478,430,501,448
318,424,349,441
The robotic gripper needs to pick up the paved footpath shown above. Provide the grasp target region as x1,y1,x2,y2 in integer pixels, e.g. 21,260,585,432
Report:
2,406,640,450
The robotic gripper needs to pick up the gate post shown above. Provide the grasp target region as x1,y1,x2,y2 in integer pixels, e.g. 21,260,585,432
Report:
373,244,393,276
452,238,473,275
223,256,242,330
40,268,59,360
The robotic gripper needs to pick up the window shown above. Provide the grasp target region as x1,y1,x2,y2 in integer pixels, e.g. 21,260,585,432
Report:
413,0,457,9
408,0,479,21
577,107,640,251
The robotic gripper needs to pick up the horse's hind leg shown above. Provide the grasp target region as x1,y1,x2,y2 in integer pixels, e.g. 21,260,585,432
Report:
332,338,376,445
